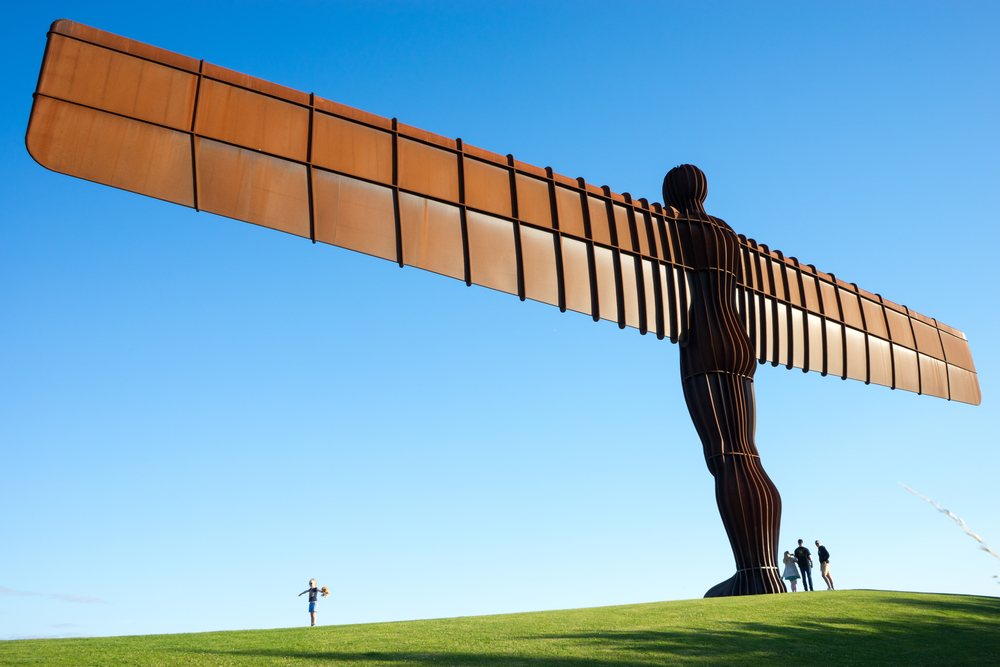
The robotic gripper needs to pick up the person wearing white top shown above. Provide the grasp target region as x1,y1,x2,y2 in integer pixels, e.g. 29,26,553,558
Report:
781,551,801,592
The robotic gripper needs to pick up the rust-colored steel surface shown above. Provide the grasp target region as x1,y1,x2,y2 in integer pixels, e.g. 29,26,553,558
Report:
667,165,783,596
25,19,982,596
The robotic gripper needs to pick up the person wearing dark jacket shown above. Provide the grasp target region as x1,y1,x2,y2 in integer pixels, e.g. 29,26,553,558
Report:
793,539,813,591
816,541,835,590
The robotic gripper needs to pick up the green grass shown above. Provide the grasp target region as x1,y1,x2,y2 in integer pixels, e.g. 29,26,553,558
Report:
2,590,998,666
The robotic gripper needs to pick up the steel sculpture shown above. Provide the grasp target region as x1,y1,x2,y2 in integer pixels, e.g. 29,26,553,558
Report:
25,20,982,597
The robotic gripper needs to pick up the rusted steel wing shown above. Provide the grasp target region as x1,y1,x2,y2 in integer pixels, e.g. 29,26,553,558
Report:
26,19,980,406
732,242,979,404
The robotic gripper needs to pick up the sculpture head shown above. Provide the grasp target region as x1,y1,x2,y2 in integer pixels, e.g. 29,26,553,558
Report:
310,578,317,587
662,164,708,216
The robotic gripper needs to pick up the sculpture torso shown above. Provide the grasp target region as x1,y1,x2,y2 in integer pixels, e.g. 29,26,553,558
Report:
675,214,757,379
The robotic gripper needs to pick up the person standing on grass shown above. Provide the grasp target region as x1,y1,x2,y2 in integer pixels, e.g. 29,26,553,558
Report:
816,540,835,590
794,539,813,591
299,578,322,626
781,551,801,592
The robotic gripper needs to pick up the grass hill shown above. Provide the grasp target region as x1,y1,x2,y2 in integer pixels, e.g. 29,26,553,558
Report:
1,590,998,666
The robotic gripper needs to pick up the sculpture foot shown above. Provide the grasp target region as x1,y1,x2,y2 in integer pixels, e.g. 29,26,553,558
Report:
704,570,786,597
704,574,737,598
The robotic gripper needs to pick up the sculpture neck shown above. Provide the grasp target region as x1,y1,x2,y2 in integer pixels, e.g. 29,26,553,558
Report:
676,200,710,221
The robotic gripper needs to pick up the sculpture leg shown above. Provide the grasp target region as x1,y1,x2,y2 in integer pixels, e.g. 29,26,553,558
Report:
682,371,784,596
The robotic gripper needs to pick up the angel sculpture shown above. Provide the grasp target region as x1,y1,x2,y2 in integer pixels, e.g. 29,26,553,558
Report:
26,20,980,596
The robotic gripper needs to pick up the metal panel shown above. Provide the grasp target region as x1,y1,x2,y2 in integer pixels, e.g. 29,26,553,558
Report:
519,226,559,306
861,298,888,338
757,255,772,295
762,296,776,364
624,206,644,254
27,97,194,207
940,331,976,372
801,272,821,312
38,34,197,131
739,246,756,291
561,237,592,316
825,320,844,377
868,335,892,388
621,253,641,329
594,245,618,323
311,113,392,184
514,174,552,229
948,365,981,405
642,258,657,335
466,211,518,295
806,313,824,373
790,308,805,369
885,308,915,347
398,192,464,280
739,287,753,339
679,267,693,342
784,265,802,307
919,354,949,399
769,259,787,300
664,217,683,265
196,138,310,237
464,159,512,218
845,327,867,381
202,62,308,106
194,79,309,162
659,264,678,342
936,320,964,338
397,138,459,203
650,214,669,260
555,186,586,238
892,344,920,393
819,281,840,320
752,293,765,359
312,171,397,261
775,302,789,366
911,319,944,360
48,19,201,73
587,196,611,245
838,288,865,330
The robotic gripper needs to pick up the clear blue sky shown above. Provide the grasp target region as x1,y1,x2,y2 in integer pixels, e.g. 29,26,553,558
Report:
2,1,998,640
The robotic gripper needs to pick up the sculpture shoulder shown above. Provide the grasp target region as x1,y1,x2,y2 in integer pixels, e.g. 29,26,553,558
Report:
709,215,736,234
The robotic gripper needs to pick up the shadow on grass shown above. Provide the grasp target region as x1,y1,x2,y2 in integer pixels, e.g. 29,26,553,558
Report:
180,596,1000,666
871,590,1000,618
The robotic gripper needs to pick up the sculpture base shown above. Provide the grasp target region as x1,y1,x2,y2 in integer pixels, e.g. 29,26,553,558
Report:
704,570,786,598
